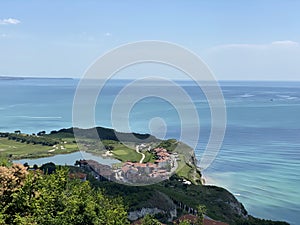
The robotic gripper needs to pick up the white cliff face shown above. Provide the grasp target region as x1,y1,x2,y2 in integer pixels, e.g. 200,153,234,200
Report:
128,208,164,221
168,208,177,222
128,207,177,221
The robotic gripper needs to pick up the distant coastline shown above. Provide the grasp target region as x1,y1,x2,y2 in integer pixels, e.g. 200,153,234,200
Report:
0,75,74,80
1,75,300,83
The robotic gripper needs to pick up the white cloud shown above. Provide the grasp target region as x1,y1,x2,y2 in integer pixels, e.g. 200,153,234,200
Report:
105,32,112,36
0,18,21,25
211,40,299,51
271,40,299,46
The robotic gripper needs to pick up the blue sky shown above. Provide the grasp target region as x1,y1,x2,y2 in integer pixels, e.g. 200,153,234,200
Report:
0,0,300,80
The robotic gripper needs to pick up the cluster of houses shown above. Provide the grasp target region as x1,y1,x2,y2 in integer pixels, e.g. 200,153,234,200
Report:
72,150,229,225
74,146,177,184
72,148,229,225
131,214,229,225
75,159,114,181
118,147,175,183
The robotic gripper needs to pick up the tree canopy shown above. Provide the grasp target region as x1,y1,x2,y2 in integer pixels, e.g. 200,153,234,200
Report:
140,214,162,225
0,164,129,225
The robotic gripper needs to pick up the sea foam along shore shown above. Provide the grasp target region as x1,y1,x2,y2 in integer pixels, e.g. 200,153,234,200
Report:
202,172,240,196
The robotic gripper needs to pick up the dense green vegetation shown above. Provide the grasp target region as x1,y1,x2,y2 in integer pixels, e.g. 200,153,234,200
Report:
157,139,178,152
0,160,290,225
0,132,59,146
87,173,289,225
49,127,158,143
139,214,163,225
0,164,128,225
7,133,58,146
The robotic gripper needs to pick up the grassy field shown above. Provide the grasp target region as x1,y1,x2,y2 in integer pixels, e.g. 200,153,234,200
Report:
0,137,78,159
102,140,150,162
143,151,156,163
0,136,152,163
112,147,142,162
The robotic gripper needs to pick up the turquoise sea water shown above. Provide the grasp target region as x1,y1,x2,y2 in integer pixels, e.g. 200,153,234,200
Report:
0,78,299,224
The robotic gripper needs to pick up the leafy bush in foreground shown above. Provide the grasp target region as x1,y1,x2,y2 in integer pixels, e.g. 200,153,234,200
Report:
0,164,129,225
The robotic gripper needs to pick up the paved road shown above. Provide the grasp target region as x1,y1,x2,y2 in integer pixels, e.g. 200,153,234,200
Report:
136,145,145,163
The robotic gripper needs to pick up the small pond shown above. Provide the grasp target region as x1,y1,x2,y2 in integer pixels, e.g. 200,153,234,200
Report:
13,151,120,166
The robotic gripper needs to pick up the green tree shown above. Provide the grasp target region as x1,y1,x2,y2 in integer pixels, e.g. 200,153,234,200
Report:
140,214,161,225
0,166,129,225
179,220,191,225
0,157,12,167
40,162,56,174
196,205,207,225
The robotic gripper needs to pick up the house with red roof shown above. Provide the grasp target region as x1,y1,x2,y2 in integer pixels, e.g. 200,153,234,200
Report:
69,172,87,181
174,214,229,225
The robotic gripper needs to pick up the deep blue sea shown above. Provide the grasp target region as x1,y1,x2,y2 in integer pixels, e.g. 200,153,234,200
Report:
0,77,299,224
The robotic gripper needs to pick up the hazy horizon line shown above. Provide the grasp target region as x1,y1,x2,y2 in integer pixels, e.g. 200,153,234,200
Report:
1,75,300,82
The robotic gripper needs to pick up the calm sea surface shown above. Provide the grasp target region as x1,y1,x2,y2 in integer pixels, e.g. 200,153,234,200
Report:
0,78,299,224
